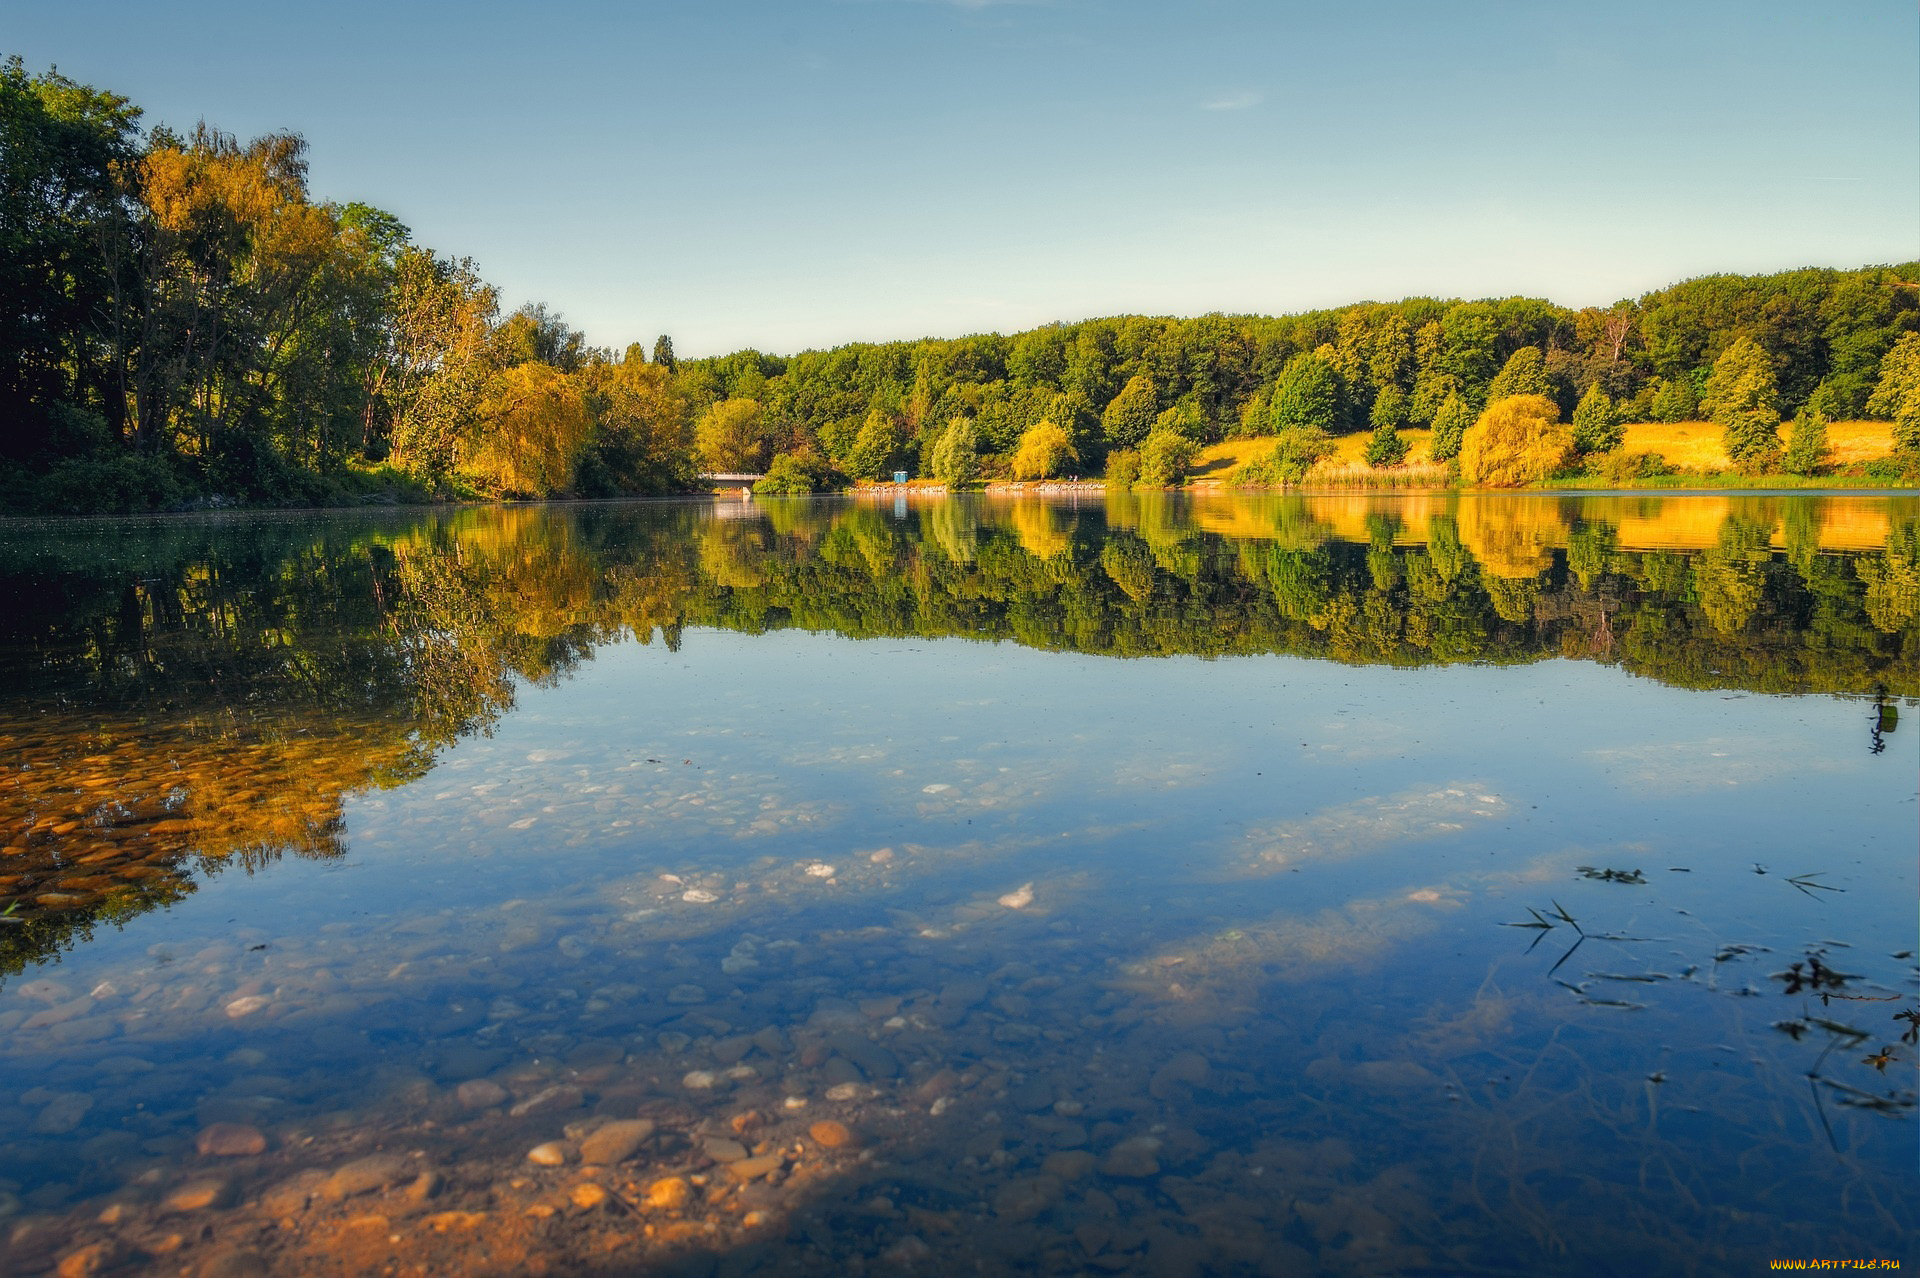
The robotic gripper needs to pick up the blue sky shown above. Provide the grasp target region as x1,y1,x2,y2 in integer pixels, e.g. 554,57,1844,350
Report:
9,0,1917,356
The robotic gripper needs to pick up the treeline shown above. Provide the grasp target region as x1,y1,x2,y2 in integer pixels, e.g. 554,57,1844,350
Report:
698,270,1920,490
9,57,1920,511
1,58,693,513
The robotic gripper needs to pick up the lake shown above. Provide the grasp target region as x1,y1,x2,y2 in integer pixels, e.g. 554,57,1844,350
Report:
0,492,1914,1277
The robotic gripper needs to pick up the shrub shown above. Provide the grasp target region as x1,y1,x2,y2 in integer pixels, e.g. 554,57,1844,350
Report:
1459,394,1571,487
753,450,842,495
1232,429,1332,486
29,452,188,514
1136,429,1195,485
1104,449,1140,489
1598,449,1670,485
1363,420,1408,467
1781,408,1830,476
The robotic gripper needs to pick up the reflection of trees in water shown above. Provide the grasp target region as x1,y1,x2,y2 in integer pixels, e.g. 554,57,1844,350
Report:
1856,524,1920,634
0,496,1915,978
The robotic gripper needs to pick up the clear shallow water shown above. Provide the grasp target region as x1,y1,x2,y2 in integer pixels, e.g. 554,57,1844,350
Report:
0,493,1914,1276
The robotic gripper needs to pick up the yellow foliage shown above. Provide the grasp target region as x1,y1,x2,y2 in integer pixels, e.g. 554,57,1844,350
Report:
1459,395,1571,488
1011,420,1076,480
1007,500,1071,559
695,398,766,474
1455,495,1569,579
462,363,591,496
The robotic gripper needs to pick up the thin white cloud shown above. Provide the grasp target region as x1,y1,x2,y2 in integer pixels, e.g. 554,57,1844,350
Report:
1201,91,1263,112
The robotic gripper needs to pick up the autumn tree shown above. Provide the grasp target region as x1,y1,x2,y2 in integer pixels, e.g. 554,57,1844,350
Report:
380,248,498,476
574,354,692,494
461,362,591,495
1458,394,1571,487
1011,420,1076,479
695,398,768,473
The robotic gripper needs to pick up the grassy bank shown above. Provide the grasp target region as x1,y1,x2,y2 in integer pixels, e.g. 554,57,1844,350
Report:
1186,421,1912,491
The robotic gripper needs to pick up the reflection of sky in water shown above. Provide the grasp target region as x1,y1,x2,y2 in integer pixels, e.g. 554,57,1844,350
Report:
0,491,1915,1275
2,619,1913,1271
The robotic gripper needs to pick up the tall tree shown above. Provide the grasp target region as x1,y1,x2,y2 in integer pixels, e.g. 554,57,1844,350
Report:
1868,332,1920,454
1269,351,1339,433
651,334,677,372
1486,346,1551,403
1570,383,1623,454
0,57,144,453
1781,407,1830,476
1428,393,1473,462
1706,337,1781,467
1100,374,1158,450
930,417,979,485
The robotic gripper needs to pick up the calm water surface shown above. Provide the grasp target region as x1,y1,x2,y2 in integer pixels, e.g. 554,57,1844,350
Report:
0,492,1914,1276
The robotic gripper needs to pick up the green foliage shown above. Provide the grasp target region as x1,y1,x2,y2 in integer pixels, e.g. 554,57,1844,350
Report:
844,408,903,480
1369,385,1407,430
1364,420,1408,467
1649,376,1699,423
1137,429,1195,486
1486,346,1552,403
1101,375,1158,450
1234,429,1334,486
6,52,1919,511
1868,332,1920,454
1570,383,1623,454
1270,352,1339,433
753,450,841,495
1428,393,1473,462
695,398,767,473
1708,337,1781,468
1104,449,1140,489
930,417,980,485
1598,450,1670,485
1153,398,1208,442
1782,407,1830,476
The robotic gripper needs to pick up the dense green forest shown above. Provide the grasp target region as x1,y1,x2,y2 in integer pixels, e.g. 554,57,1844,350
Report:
7,57,1920,512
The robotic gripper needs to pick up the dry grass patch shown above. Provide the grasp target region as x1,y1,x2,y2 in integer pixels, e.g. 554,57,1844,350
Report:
1619,420,1894,470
